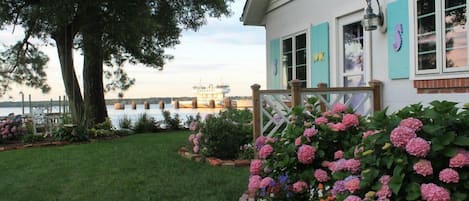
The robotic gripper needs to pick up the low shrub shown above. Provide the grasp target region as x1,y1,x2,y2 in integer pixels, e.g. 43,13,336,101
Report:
162,110,181,130
22,134,45,143
0,114,25,143
134,113,158,133
53,125,89,142
118,115,133,129
248,101,469,201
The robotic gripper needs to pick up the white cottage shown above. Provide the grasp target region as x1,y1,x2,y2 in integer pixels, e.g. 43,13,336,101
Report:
241,0,469,112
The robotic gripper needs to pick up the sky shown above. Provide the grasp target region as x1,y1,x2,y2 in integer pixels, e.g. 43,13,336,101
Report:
0,1,266,101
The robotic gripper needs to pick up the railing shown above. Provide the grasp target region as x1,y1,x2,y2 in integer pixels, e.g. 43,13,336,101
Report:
251,79,383,139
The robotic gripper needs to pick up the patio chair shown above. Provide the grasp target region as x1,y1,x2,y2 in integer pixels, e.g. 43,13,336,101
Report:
32,107,48,135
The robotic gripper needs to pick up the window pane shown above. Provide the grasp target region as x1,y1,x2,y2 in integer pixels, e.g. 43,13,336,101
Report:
343,22,364,74
418,34,437,52
445,7,466,29
296,33,306,49
446,48,468,67
296,66,306,81
417,0,435,16
446,29,467,49
287,67,293,81
284,53,292,67
418,15,436,34
418,53,437,70
283,38,292,52
446,0,466,8
296,49,306,65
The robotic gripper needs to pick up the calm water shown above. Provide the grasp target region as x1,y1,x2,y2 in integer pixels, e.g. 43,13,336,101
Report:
0,104,221,128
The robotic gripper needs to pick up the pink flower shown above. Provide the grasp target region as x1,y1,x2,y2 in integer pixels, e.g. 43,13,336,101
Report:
405,137,430,157
376,184,392,199
420,183,451,201
193,145,199,153
413,159,433,176
328,122,346,132
314,169,329,182
345,159,361,173
255,136,266,149
439,168,459,183
390,126,416,148
189,121,197,131
292,181,308,193
248,175,262,191
196,132,203,139
265,137,276,143
328,159,347,173
315,117,328,125
303,128,318,138
259,144,274,159
379,175,391,185
344,177,360,193
193,137,199,146
399,117,423,132
342,114,359,127
260,177,274,189
249,159,262,175
295,136,302,146
344,195,362,201
297,145,316,164
334,150,344,159
332,103,348,113
362,130,378,139
188,134,195,142
449,152,469,168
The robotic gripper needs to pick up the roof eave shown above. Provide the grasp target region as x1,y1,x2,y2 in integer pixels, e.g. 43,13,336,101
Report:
240,0,268,26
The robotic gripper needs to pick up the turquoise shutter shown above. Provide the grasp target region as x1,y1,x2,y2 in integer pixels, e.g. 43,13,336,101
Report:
387,0,410,79
310,22,330,87
269,38,282,89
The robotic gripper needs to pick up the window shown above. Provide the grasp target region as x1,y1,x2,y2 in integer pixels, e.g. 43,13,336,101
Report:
416,0,469,74
282,33,307,88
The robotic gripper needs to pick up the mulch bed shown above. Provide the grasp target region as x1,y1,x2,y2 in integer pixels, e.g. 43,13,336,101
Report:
0,135,122,152
177,146,251,167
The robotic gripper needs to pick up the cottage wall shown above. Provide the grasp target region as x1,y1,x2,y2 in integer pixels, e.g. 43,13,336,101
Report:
260,0,469,112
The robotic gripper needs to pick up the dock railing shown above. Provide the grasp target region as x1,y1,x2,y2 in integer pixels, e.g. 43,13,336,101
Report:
251,79,383,140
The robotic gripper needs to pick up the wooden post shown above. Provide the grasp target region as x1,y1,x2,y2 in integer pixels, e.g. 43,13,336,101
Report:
28,94,32,116
223,98,232,109
317,83,328,112
290,79,303,107
192,98,197,109
159,100,165,110
251,84,261,143
174,100,180,109
144,101,150,110
58,96,62,114
369,80,383,112
209,100,215,108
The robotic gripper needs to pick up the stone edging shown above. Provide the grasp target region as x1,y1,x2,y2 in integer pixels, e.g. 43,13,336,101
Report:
177,147,251,167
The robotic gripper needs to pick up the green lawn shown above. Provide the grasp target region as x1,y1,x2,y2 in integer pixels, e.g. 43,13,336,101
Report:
0,131,249,201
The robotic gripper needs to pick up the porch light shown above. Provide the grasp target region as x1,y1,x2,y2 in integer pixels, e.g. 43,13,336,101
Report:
363,0,383,31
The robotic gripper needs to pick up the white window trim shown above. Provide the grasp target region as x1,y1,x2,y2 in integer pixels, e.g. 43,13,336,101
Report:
410,0,469,80
281,30,308,88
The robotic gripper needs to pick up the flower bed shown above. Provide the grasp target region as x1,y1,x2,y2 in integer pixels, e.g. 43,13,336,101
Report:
248,100,469,201
177,146,250,167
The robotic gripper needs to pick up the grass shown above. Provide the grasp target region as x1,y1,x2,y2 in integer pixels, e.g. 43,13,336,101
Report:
0,131,249,201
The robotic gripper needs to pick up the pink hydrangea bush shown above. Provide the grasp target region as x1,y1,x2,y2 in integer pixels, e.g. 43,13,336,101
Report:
0,114,24,141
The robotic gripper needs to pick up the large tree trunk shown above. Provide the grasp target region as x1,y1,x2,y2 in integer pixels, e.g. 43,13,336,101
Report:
82,13,108,126
53,25,84,124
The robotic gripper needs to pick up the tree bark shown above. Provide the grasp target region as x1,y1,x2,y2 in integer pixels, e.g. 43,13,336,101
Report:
53,25,84,124
82,12,108,126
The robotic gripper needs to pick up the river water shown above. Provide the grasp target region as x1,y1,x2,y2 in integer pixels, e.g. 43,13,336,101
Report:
0,104,221,128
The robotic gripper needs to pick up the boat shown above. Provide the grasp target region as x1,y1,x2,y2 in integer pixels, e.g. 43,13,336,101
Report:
174,83,231,108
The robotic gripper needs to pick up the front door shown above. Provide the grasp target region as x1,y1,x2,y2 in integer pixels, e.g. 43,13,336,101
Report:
338,11,370,112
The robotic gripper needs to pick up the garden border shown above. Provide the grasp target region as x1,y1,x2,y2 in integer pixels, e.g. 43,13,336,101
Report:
177,146,251,167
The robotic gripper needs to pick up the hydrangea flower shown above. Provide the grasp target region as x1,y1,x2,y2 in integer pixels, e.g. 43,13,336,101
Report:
314,117,328,125
255,136,266,150
420,183,451,201
405,137,430,157
399,117,423,132
439,168,459,183
188,134,195,142
345,159,361,173
328,122,346,132
314,169,330,182
332,103,348,113
193,145,199,153
303,128,318,138
344,195,362,201
259,144,274,159
344,176,360,193
248,175,262,191
449,152,469,168
294,136,302,146
334,150,344,159
413,159,433,176
362,130,378,139
292,181,308,193
390,126,416,148
249,159,262,175
260,177,274,189
342,114,359,127
297,145,316,164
